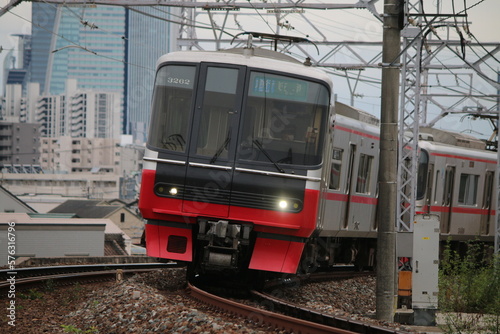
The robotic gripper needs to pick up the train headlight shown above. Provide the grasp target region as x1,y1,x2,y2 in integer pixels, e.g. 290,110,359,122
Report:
277,198,303,212
278,200,288,209
154,184,180,197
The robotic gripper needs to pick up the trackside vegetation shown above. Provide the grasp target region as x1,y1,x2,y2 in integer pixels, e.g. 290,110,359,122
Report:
438,240,500,333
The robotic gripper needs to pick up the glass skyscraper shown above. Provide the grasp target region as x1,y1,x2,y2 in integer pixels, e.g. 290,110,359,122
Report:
30,3,126,134
29,3,57,94
126,7,172,142
31,4,126,96
30,4,172,140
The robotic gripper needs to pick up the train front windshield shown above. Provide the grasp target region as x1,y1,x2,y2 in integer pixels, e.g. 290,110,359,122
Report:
148,64,329,168
238,72,329,166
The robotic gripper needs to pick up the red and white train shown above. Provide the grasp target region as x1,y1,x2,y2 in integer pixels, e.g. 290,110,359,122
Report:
138,43,497,277
415,128,496,242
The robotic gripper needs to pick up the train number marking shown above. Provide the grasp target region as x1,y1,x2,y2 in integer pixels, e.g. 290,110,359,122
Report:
167,77,191,85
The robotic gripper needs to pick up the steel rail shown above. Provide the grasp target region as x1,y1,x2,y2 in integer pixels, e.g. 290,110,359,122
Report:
1,270,121,290
188,282,358,334
0,263,180,290
251,289,410,334
252,270,411,334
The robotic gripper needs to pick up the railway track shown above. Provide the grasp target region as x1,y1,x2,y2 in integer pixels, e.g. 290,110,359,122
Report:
188,281,355,334
188,271,411,334
250,289,408,334
0,262,180,290
3,264,411,333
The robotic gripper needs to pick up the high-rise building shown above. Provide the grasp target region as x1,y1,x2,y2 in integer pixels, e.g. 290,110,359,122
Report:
30,3,126,134
1,81,38,124
29,4,173,142
0,121,41,167
31,4,126,96
29,4,57,93
35,94,65,137
35,79,120,139
14,34,32,71
2,34,31,95
126,7,173,142
3,84,22,121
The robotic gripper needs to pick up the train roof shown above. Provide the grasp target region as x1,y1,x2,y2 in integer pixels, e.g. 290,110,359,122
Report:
332,102,494,156
333,102,380,140
419,127,486,150
335,102,380,126
155,49,333,87
418,139,496,162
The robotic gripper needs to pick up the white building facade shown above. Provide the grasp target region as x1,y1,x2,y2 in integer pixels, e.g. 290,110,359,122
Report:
3,84,23,122
32,79,121,139
38,136,143,175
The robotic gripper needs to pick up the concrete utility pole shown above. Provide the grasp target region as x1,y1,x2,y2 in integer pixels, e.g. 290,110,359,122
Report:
376,0,401,322
497,70,500,254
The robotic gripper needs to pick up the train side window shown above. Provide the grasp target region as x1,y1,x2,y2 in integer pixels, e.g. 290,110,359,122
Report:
482,171,494,210
458,173,479,205
416,150,429,200
329,148,342,190
426,164,434,208
433,170,440,204
355,154,373,194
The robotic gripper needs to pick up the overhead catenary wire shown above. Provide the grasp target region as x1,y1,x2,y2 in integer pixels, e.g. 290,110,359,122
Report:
468,32,500,65
126,6,237,37
247,0,276,35
1,4,154,72
451,0,467,58
416,0,499,91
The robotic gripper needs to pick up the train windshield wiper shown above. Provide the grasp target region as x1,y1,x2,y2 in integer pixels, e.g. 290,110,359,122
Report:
253,139,285,173
210,131,231,164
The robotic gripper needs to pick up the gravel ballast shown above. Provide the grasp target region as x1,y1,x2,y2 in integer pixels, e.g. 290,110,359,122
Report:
1,268,426,333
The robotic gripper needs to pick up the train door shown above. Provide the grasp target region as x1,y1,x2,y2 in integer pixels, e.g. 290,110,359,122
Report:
425,164,434,213
182,64,245,217
343,144,357,228
416,150,431,213
441,166,455,234
480,171,494,235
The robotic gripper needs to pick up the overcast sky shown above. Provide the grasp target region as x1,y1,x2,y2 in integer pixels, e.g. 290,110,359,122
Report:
1,0,498,80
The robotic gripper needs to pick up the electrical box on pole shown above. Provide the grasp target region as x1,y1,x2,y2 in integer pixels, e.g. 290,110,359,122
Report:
412,214,439,326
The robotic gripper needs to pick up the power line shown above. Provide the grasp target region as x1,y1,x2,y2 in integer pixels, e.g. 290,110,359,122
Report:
126,6,237,37
0,4,152,72
247,0,276,34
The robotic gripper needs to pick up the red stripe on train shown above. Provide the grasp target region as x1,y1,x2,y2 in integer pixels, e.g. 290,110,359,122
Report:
325,192,378,205
335,125,380,141
429,205,495,215
430,152,496,164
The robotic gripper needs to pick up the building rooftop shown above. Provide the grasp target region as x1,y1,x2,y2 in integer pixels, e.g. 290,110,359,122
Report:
49,200,121,219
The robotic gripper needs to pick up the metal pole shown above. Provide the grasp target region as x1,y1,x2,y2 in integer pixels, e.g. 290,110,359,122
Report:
376,0,401,322
496,71,500,254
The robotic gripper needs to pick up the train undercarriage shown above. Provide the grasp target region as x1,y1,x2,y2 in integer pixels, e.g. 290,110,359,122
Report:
180,218,379,279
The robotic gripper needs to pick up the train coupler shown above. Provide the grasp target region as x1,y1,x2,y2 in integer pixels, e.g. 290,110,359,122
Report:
196,219,253,270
